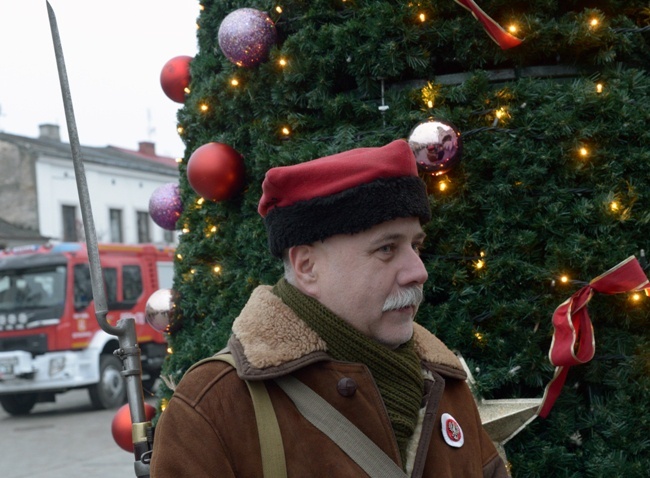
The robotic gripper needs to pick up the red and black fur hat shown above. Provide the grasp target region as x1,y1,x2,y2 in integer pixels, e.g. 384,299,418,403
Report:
258,140,431,258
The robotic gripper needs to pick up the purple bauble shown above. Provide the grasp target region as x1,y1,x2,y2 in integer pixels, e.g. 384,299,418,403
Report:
218,8,277,67
149,183,182,231
408,119,463,176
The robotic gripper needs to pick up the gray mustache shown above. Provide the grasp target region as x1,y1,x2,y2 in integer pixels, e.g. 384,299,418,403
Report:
382,287,424,312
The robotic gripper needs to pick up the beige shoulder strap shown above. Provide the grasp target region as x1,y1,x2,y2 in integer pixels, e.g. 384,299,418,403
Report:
210,353,287,478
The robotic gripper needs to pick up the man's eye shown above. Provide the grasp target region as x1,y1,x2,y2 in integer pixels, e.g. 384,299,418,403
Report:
378,244,395,254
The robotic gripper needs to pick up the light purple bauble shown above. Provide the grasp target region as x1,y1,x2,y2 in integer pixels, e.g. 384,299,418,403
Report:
149,183,182,231
218,8,277,67
145,289,175,333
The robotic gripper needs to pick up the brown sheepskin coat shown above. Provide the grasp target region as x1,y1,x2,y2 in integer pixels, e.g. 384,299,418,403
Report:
150,286,508,477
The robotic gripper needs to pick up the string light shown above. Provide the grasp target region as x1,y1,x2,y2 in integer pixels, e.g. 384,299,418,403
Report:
590,18,599,28
166,346,173,354
475,259,485,270
176,253,183,260
182,227,190,234
281,126,291,137
183,86,191,95
508,24,518,34
196,197,205,206
474,331,484,341
610,201,620,211
213,265,222,274
177,126,185,135
175,157,183,164
560,275,569,284
596,83,603,93
438,180,448,192
419,13,426,22
579,147,589,157
631,292,642,302
275,6,283,14
199,103,209,112
231,78,239,87
278,58,287,67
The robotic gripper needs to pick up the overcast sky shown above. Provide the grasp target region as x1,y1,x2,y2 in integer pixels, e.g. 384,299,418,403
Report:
0,0,200,159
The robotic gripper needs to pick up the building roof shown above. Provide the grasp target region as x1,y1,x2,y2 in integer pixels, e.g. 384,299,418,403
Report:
0,130,179,177
0,217,49,243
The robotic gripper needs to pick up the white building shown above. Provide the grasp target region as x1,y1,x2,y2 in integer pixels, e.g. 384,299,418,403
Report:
0,124,180,248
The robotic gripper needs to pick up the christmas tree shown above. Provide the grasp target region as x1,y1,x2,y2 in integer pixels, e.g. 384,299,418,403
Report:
157,1,650,475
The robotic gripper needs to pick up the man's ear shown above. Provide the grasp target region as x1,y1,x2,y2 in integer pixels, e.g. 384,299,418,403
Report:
288,245,320,296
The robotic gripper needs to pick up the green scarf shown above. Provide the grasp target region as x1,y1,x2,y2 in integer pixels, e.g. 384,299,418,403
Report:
273,279,424,468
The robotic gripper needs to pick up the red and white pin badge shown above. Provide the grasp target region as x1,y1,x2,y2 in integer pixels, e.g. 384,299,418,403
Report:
441,413,464,448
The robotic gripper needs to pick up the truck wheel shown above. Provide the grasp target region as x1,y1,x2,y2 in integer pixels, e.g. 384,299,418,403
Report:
0,393,38,416
89,355,126,410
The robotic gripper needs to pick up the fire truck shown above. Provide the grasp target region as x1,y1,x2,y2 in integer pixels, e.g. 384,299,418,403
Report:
0,242,174,415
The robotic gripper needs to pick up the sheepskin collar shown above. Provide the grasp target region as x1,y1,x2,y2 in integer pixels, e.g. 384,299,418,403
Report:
229,285,465,381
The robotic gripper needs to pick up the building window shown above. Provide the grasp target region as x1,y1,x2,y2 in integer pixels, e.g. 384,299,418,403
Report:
62,205,77,242
136,211,151,243
163,229,174,244
109,209,123,243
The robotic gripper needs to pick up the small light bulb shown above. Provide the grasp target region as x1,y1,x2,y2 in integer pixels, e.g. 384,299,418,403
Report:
200,103,209,112
275,6,283,14
610,201,620,211
631,292,641,302
166,346,173,354
579,147,589,157
281,126,291,136
231,78,239,86
475,259,485,270
175,157,183,163
508,24,518,34
474,332,484,341
182,227,190,234
197,197,204,205
438,181,447,192
214,265,222,274
210,225,217,233
419,13,426,22
590,18,599,27
560,275,569,283
176,253,183,260
190,269,196,275
596,83,603,93
177,126,184,135
427,100,433,108
278,58,287,67
184,87,191,94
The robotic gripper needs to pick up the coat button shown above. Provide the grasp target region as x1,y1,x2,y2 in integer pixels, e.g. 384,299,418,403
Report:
337,377,357,397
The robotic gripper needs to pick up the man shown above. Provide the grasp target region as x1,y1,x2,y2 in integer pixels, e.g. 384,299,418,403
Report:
150,140,508,477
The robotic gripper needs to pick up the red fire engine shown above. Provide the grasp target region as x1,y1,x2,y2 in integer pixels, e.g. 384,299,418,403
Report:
0,242,173,415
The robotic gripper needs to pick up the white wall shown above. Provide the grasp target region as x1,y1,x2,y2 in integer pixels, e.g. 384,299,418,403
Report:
35,155,178,245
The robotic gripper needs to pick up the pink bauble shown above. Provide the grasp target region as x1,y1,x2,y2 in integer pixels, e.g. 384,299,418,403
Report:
149,183,182,231
218,8,277,67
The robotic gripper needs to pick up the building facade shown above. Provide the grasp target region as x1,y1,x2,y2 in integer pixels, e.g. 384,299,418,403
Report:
0,124,180,248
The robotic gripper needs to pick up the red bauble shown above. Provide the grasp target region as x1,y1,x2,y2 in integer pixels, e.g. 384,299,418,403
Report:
111,402,157,453
160,55,192,103
187,142,245,201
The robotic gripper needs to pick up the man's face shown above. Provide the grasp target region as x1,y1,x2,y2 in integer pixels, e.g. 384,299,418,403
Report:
308,217,428,349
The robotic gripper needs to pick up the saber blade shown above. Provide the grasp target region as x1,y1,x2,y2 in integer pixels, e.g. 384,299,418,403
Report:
46,3,152,476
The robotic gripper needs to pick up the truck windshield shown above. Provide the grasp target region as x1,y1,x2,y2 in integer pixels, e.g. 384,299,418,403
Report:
0,266,67,311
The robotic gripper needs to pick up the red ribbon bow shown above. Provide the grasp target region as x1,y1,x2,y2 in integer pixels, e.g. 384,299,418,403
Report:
454,0,523,50
538,256,650,418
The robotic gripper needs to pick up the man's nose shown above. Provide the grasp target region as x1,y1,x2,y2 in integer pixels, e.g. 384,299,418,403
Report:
399,248,428,286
